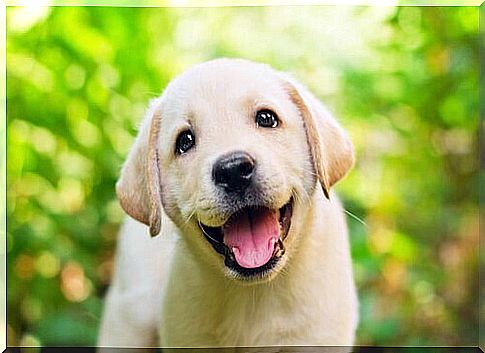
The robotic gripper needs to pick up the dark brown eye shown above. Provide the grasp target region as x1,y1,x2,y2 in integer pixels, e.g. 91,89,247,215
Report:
175,129,195,154
255,109,279,128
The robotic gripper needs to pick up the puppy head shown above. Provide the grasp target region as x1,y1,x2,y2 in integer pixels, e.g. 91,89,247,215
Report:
116,59,353,282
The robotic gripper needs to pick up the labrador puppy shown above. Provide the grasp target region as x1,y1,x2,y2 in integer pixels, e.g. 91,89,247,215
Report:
98,58,358,348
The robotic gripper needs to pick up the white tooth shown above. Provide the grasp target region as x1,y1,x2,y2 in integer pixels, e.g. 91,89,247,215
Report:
268,237,276,250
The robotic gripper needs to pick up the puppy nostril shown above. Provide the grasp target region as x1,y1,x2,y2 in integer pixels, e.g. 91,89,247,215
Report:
238,160,254,179
213,151,255,192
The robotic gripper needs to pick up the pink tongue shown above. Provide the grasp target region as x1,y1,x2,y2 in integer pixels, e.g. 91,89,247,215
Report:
223,208,279,268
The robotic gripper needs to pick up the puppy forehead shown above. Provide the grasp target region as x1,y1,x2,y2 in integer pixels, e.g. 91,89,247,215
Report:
163,60,290,119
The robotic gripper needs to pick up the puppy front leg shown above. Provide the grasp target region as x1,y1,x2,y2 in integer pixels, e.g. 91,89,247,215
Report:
97,284,158,352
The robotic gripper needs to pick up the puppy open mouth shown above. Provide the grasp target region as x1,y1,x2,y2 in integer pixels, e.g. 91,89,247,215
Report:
199,198,293,278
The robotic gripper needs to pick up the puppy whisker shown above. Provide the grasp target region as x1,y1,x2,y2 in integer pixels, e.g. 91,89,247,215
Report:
184,191,202,225
299,184,312,204
197,219,224,245
184,206,197,225
344,209,367,228
290,179,311,206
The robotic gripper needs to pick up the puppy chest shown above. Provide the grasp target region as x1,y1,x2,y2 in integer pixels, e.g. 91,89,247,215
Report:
159,284,307,346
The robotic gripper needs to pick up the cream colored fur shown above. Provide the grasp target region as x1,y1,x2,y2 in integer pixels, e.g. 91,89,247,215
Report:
98,58,358,349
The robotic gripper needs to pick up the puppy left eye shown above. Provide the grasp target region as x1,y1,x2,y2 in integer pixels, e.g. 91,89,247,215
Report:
255,109,279,128
175,129,196,155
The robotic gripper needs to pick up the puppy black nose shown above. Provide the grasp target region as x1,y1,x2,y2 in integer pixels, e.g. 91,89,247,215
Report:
212,151,255,193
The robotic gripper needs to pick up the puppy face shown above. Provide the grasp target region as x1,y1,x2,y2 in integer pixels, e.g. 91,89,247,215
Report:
116,59,354,282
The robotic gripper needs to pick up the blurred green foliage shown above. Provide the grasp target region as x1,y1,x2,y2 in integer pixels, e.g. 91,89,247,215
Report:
6,6,478,347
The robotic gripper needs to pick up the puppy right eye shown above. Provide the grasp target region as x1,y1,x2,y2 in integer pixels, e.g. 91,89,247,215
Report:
255,109,279,128
175,129,195,155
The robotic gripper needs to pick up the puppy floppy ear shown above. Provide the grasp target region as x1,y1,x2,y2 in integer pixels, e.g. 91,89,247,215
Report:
283,79,354,198
116,100,163,236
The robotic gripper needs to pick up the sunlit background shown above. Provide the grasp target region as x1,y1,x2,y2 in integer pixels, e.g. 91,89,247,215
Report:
6,5,478,346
